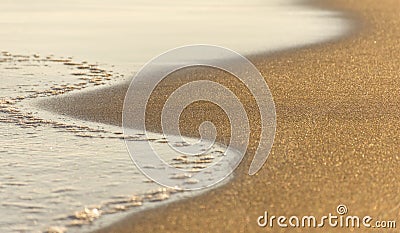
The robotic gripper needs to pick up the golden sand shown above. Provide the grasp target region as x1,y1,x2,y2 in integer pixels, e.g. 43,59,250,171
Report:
42,0,399,232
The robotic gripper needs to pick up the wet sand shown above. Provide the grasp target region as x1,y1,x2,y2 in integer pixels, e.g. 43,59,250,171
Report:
40,0,400,232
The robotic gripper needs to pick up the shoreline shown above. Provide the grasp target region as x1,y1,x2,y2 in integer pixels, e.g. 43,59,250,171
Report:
38,0,400,232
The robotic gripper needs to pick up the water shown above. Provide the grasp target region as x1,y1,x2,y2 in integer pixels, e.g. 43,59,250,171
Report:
0,0,350,65
0,53,235,232
0,0,350,232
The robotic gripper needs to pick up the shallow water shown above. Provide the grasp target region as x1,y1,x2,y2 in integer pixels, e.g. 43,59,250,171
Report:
0,53,234,232
0,120,230,232
0,0,350,232
0,0,350,65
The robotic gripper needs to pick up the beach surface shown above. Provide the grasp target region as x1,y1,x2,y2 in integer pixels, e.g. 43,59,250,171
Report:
40,0,400,232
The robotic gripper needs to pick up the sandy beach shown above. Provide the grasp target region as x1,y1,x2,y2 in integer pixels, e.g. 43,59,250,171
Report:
39,0,400,232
